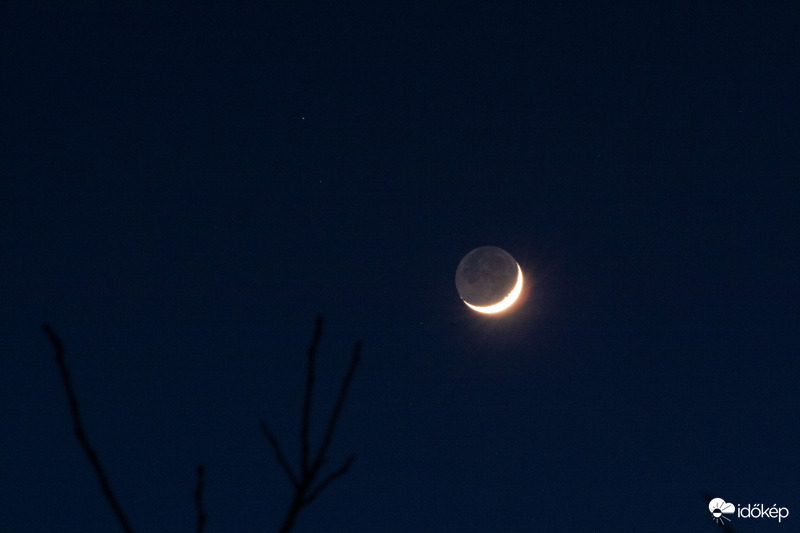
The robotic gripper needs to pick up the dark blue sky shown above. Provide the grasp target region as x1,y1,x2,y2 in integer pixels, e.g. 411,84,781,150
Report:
2,2,798,532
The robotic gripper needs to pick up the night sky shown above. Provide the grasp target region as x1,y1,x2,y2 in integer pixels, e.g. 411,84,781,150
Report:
2,3,799,532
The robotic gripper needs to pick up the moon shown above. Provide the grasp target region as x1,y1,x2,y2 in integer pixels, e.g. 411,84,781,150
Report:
455,246,523,314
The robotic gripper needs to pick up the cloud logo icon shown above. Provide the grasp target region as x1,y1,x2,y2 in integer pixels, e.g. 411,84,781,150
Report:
709,498,735,524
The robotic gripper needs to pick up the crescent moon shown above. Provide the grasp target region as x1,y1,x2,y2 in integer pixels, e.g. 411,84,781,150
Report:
463,264,523,314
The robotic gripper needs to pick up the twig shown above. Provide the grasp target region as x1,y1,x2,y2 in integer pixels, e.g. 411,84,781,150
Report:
41,324,135,533
262,316,361,533
303,454,356,506
260,421,299,488
311,341,360,475
194,464,207,533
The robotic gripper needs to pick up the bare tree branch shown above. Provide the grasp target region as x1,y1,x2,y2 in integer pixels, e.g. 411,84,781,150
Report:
311,341,361,475
41,317,358,533
303,454,356,506
260,421,299,488
41,323,135,533
263,316,361,533
194,464,207,533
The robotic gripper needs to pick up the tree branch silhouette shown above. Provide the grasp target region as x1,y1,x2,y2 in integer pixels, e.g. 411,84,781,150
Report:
41,317,360,533
41,323,135,533
261,315,361,533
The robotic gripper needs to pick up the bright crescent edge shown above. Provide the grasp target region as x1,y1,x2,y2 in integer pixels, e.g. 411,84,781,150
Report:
464,264,523,314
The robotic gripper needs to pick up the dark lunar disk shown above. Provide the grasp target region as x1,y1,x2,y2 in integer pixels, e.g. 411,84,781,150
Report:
455,246,519,307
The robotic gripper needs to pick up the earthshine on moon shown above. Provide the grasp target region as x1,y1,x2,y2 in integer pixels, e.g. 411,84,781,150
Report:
455,246,523,314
